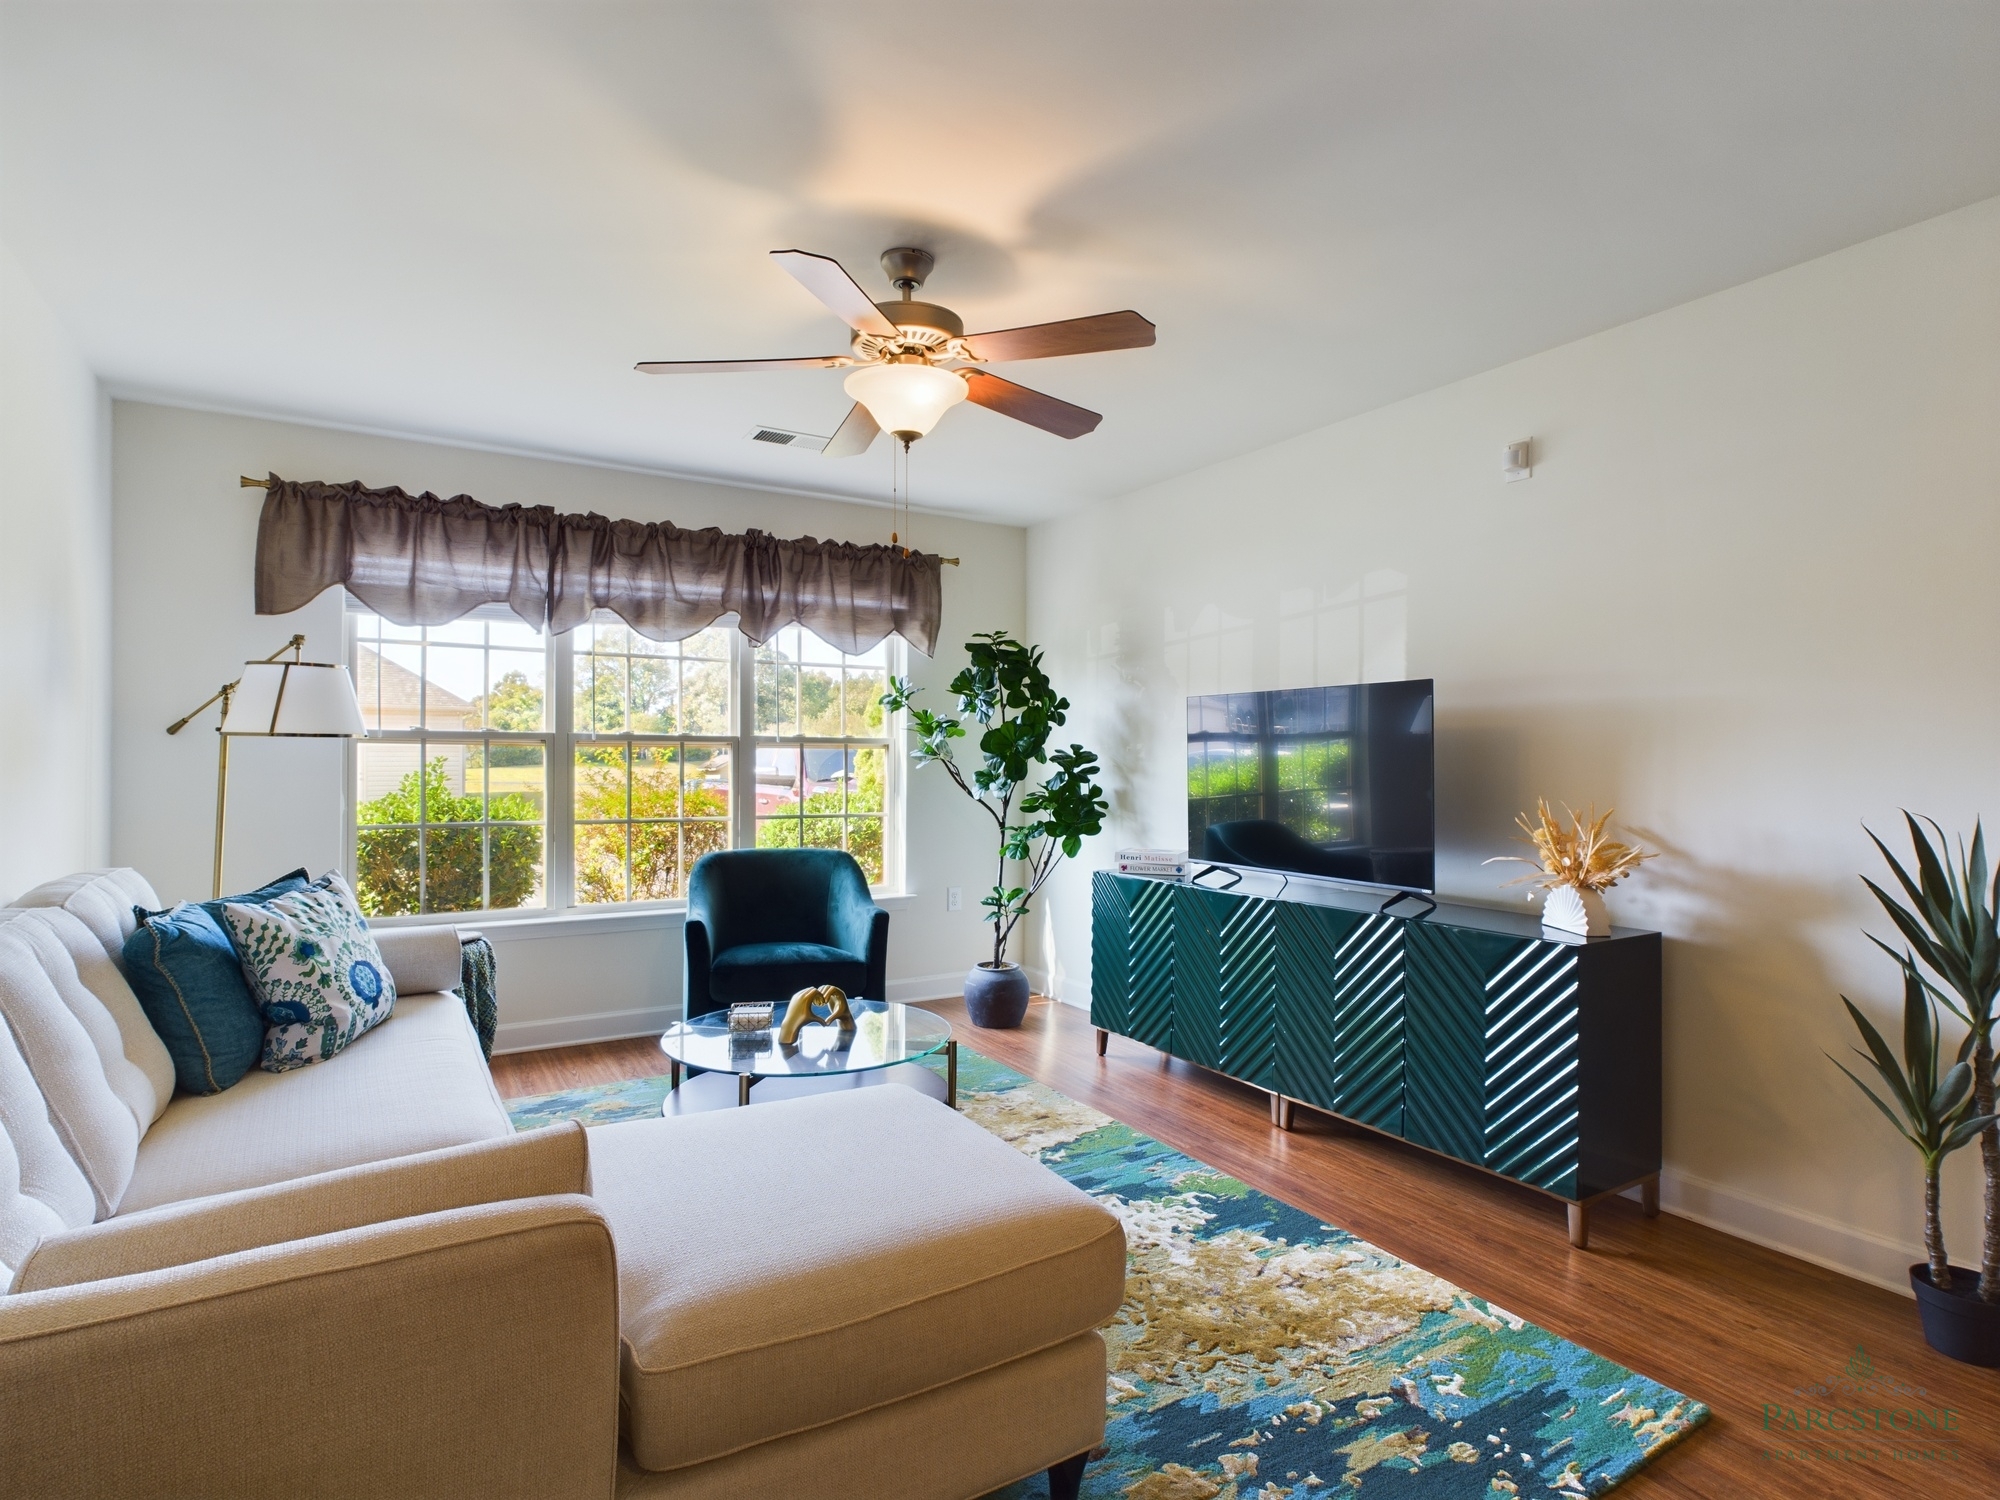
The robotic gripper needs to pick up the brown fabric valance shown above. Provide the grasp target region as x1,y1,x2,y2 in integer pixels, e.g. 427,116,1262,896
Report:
253,475,944,656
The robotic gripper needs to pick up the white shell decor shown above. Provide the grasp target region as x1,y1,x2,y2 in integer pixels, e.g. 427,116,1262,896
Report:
1541,884,1609,937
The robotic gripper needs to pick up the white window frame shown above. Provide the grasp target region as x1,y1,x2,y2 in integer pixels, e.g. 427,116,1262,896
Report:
742,626,905,896
344,603,904,922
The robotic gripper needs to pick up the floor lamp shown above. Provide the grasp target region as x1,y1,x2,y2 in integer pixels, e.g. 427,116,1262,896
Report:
166,634,367,898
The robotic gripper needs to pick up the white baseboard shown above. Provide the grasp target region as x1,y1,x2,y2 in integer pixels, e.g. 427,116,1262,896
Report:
493,1005,676,1055
497,970,1059,1051
883,968,1060,1004
1654,1167,1919,1297
494,981,972,1051
883,971,970,1004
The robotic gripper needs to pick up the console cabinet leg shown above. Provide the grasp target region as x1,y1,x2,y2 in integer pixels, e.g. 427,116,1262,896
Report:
1047,1451,1089,1500
1095,1027,1108,1057
1567,1201,1590,1249
1640,1175,1660,1218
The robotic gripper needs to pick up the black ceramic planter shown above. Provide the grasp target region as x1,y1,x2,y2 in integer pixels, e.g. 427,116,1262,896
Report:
964,961,1031,1028
1910,1264,2000,1366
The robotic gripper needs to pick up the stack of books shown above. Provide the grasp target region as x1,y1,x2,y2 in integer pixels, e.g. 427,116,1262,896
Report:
1116,848,1191,880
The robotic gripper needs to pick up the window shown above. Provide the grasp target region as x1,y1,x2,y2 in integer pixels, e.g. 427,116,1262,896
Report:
571,622,733,905
752,625,891,885
347,609,900,916
352,613,550,915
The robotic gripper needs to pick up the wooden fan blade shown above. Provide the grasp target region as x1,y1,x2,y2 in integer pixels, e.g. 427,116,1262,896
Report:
636,355,850,374
961,310,1155,363
770,250,901,338
960,370,1102,438
823,402,880,458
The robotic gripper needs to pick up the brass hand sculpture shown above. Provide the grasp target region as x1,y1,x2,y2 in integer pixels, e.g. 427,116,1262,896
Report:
775,985,856,1045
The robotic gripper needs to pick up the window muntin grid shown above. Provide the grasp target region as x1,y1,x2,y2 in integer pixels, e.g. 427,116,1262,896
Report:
572,623,734,903
753,626,890,886
351,613,550,916
350,611,900,914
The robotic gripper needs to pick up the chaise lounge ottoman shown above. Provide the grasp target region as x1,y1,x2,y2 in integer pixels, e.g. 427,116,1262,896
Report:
589,1085,1127,1499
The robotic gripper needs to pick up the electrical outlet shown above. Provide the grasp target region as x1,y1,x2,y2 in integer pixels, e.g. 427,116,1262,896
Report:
946,886,962,912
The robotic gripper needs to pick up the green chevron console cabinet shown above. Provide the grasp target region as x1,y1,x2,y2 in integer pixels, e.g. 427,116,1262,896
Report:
1089,870,1663,1247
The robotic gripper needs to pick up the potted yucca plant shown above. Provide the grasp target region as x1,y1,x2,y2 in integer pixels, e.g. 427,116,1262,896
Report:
1829,958,1994,1362
883,633,1106,1029
1859,815,2000,1363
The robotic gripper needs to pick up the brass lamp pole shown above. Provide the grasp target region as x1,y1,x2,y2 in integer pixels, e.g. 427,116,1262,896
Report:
166,634,365,898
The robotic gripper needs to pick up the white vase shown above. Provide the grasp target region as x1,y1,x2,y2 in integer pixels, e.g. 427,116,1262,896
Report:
1541,885,1609,937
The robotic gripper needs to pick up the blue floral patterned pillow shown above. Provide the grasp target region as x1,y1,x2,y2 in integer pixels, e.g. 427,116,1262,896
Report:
220,874,397,1072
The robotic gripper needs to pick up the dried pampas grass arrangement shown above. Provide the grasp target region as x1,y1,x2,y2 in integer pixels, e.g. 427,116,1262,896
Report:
1486,800,1655,894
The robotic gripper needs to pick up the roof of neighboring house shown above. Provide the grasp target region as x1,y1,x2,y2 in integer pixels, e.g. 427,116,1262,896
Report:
355,645,477,726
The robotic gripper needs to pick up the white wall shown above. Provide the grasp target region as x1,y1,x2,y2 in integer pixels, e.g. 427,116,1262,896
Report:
0,240,110,901
1026,195,2000,1292
110,401,1026,1049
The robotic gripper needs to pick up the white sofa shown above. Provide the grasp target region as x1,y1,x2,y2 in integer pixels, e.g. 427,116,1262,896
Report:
0,868,507,1230
0,869,1126,1499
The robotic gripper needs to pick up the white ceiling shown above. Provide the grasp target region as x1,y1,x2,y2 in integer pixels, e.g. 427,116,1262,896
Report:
5,2,1999,525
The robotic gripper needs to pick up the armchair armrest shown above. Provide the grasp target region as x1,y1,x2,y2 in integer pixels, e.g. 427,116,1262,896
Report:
371,923,467,994
683,916,714,1017
0,1196,620,1499
826,872,889,999
860,906,889,1001
14,1123,588,1292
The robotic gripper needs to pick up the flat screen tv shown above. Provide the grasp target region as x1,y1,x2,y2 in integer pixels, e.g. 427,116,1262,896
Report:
1186,679,1435,892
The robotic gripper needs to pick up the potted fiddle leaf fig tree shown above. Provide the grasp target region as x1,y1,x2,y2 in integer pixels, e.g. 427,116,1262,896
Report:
1858,815,2000,1365
1829,959,1994,1362
882,632,1107,1029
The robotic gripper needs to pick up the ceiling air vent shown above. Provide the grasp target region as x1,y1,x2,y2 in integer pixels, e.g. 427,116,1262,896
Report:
745,426,828,452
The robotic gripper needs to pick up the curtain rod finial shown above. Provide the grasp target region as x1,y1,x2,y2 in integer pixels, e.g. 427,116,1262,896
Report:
240,475,270,489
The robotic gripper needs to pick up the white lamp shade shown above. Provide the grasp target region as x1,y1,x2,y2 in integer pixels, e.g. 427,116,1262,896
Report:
222,661,366,737
842,362,968,440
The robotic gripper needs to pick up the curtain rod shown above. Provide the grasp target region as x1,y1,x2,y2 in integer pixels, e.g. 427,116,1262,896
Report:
239,474,959,565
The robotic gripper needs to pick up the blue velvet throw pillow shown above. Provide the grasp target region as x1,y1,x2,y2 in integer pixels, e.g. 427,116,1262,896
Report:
122,903,267,1096
121,869,314,1096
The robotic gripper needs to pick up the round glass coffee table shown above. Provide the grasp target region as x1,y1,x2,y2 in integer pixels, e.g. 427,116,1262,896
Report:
658,999,957,1114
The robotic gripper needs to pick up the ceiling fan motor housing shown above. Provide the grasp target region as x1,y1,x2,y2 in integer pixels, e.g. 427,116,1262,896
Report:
852,298,966,363
876,300,962,339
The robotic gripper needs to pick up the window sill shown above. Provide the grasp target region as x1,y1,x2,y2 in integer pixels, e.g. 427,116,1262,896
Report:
366,889,920,940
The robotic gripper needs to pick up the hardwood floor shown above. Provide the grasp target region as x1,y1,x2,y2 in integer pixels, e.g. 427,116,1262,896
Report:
493,998,2000,1498
488,1036,669,1097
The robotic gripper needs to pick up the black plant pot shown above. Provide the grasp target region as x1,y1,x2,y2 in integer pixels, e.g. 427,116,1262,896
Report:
1909,1264,2000,1366
964,961,1031,1029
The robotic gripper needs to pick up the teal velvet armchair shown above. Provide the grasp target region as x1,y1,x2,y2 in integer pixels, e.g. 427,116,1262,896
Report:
683,850,889,1017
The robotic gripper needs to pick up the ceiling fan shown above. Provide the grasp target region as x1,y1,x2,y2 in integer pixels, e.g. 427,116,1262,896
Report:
637,248,1155,456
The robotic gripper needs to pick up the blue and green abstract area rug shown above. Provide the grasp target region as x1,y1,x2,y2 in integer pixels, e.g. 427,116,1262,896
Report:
507,1051,1706,1498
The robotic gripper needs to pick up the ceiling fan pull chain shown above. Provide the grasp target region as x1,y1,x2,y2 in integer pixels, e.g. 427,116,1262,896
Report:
889,436,901,548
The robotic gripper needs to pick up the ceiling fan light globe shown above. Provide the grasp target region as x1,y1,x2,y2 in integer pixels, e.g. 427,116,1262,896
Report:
842,361,967,442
